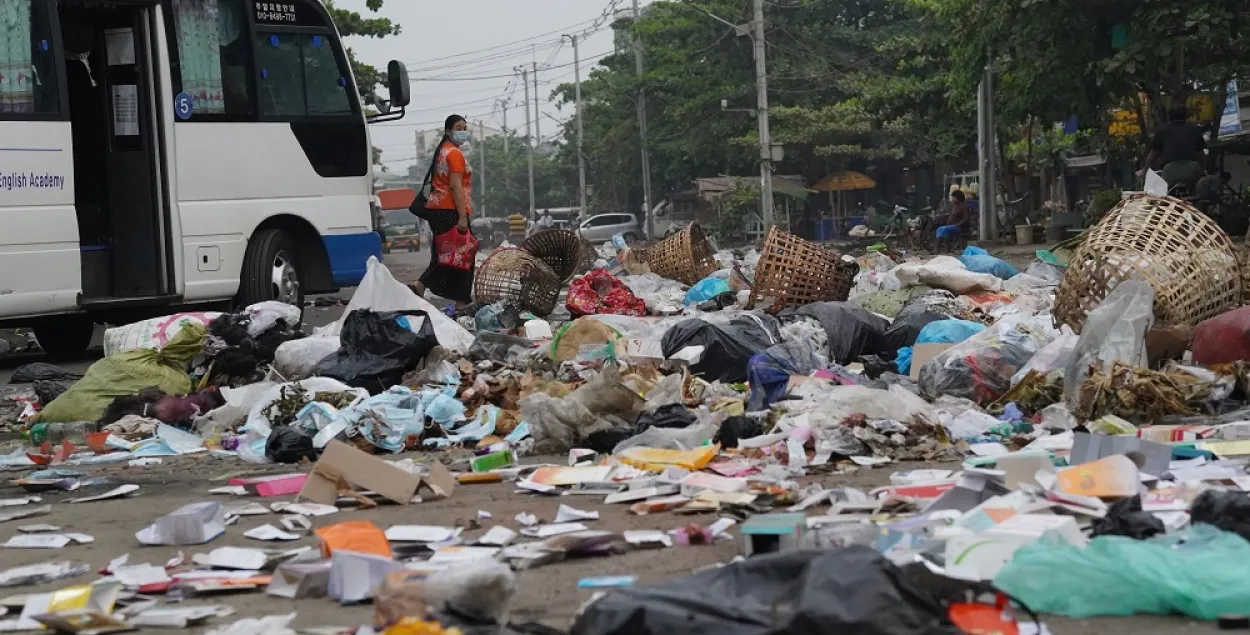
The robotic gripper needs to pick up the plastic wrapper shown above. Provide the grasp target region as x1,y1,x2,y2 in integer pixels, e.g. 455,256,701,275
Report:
787,302,888,365
1192,305,1250,365
567,270,648,317
661,315,780,383
611,419,719,454
919,314,1058,405
523,366,645,454
1024,260,1065,284
786,383,936,430
619,274,687,313
847,252,901,301
274,336,341,381
1063,280,1154,404
315,257,474,352
996,524,1250,620
314,310,439,393
746,341,827,411
245,301,302,338
572,547,954,635
466,332,535,363
1010,327,1077,386
39,324,206,423
894,256,1004,294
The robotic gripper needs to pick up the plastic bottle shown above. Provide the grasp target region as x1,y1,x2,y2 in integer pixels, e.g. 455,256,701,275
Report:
25,421,99,445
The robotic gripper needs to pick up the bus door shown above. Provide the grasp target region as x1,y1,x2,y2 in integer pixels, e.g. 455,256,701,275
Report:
59,0,170,301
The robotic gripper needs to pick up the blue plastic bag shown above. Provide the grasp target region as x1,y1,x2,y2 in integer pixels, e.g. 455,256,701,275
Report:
959,246,1020,280
996,524,1250,619
895,319,987,374
684,276,731,305
746,341,826,411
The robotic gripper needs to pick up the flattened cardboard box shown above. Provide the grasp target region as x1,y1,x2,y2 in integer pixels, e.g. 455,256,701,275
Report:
298,440,452,505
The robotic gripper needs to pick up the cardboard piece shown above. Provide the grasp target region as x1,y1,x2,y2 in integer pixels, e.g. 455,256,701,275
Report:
909,343,953,380
1055,455,1139,499
1070,433,1171,476
135,502,226,546
945,514,1086,581
298,440,424,506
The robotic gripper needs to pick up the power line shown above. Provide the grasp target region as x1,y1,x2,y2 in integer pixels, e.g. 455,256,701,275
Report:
409,51,615,82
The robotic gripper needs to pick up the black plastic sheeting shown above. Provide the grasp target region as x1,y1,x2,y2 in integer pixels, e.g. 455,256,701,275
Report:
787,302,889,365
1091,495,1164,539
313,310,438,393
882,304,947,353
572,547,960,635
265,426,319,464
11,363,83,384
1191,490,1250,541
661,315,781,383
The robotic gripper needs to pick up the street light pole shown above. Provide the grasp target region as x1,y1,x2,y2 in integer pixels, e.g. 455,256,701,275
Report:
752,0,774,230
632,0,654,239
518,66,536,218
565,33,589,219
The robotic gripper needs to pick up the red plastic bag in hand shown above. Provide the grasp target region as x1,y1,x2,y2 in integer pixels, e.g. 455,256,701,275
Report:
566,270,647,317
434,227,479,271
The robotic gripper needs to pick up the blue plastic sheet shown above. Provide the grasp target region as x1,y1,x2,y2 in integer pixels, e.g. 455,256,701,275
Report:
959,246,1020,280
996,524,1250,620
895,319,987,374
684,276,731,305
746,341,825,411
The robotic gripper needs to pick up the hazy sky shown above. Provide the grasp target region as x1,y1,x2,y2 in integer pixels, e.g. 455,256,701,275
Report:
335,0,636,171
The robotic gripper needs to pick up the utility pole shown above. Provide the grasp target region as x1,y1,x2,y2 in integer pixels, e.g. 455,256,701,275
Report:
752,0,774,230
497,99,509,153
565,33,588,219
478,120,486,217
532,61,541,150
633,0,654,239
518,66,536,218
977,60,997,241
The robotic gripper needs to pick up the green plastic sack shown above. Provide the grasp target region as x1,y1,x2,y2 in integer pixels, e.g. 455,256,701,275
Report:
995,524,1250,619
38,323,207,423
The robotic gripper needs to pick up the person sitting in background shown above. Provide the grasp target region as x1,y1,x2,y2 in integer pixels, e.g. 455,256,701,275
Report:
1141,103,1206,192
935,190,970,250
537,210,554,231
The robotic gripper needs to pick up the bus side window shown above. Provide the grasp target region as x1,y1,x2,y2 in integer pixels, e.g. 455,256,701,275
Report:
0,0,60,117
168,0,254,118
254,31,303,117
302,34,350,116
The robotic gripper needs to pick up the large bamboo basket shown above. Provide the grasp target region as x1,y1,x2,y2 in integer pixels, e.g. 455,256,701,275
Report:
471,248,562,316
748,227,856,312
521,229,594,282
636,223,718,286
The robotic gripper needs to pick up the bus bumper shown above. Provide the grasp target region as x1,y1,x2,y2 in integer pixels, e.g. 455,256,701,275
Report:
323,232,383,287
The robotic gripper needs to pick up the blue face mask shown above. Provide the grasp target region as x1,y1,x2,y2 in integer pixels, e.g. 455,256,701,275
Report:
452,130,471,145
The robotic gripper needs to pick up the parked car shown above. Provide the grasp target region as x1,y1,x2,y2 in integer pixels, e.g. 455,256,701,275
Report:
578,213,643,244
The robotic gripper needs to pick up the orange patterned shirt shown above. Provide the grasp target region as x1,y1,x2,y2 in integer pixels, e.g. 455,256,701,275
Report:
426,142,473,214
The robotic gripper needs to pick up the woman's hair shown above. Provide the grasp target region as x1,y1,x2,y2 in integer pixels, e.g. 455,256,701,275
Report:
951,190,966,202
444,114,466,132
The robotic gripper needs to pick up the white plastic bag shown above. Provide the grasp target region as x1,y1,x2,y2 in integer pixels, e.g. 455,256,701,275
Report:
244,301,302,337
273,337,340,380
102,312,221,357
1063,280,1155,403
1012,326,1078,386
1144,169,1168,196
315,257,474,352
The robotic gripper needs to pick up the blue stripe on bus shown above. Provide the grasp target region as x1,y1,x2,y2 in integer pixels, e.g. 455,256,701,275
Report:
323,232,382,286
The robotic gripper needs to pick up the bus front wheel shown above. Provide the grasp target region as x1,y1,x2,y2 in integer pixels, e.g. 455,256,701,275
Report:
237,229,304,309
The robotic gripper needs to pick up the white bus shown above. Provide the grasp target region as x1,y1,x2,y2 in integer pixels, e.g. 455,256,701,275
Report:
0,0,411,355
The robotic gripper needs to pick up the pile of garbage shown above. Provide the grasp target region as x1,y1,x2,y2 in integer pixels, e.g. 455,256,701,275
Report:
13,209,1250,633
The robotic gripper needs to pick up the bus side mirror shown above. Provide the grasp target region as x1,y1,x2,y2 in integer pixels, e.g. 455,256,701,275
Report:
368,61,409,123
387,60,410,108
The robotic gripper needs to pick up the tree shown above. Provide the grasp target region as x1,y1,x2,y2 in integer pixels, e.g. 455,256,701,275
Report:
324,0,400,168
476,134,578,217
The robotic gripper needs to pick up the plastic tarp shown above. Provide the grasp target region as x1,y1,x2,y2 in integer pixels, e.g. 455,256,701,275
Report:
39,324,207,424
313,310,439,393
1063,280,1154,403
660,315,780,383
919,314,1056,405
747,341,828,411
895,320,987,375
958,246,1020,280
787,302,888,365
572,547,959,635
996,524,1250,620
315,256,474,352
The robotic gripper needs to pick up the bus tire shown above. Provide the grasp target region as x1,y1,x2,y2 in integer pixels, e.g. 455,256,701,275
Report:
237,229,304,310
33,316,95,360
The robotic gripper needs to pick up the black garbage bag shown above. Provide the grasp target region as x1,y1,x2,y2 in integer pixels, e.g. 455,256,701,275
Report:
696,291,740,312
788,302,889,365
466,332,534,363
1191,490,1250,541
265,426,319,464
33,380,71,405
11,363,83,384
572,547,959,635
313,310,439,392
859,355,896,380
882,304,947,353
1091,495,1164,539
635,404,697,429
660,315,780,383
713,416,763,449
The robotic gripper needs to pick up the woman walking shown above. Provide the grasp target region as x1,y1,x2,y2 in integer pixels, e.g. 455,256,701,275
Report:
410,115,475,307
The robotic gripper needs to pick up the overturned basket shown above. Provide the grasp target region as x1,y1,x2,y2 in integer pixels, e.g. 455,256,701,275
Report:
1242,225,1250,305
472,248,563,317
1055,193,1242,331
637,223,718,285
748,227,857,312
521,229,594,282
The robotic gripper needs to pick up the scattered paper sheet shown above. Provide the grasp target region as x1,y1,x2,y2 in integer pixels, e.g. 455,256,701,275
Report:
280,516,311,532
245,525,301,542
477,526,517,547
521,523,588,538
0,497,41,507
4,534,70,549
554,504,600,523
384,525,458,543
276,502,338,516
209,486,249,496
17,524,59,533
192,547,268,571
515,512,538,527
136,501,226,546
68,484,139,503
113,563,171,587
0,505,51,523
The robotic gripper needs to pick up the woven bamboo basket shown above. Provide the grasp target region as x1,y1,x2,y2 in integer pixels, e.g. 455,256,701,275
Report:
1054,193,1242,331
472,248,562,316
1241,225,1250,305
521,229,593,282
638,223,718,285
748,227,856,312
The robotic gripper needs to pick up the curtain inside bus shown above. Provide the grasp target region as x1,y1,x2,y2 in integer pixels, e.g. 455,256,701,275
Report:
0,2,34,113
171,0,239,114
